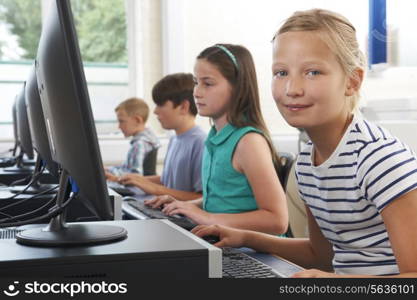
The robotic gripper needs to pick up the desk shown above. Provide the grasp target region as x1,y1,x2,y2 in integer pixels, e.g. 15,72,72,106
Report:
121,194,304,278
0,219,221,279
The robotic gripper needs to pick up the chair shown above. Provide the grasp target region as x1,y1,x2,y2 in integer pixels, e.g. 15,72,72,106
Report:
276,151,296,190
142,148,158,176
285,162,308,238
275,152,308,238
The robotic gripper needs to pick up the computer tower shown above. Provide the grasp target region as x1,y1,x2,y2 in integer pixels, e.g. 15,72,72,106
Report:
0,219,222,279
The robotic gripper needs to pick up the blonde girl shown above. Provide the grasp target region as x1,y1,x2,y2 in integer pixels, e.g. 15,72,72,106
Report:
193,10,417,277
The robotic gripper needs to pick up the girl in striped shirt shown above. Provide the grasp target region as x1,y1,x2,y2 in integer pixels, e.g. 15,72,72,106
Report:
193,9,417,277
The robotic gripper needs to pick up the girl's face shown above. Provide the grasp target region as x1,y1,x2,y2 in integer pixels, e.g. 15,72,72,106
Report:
271,31,351,131
193,58,233,123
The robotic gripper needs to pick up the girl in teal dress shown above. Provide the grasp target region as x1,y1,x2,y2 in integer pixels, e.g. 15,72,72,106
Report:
145,44,288,235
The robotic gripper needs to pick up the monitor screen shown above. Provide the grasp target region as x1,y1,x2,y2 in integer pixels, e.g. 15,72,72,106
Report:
12,100,19,152
25,67,60,178
16,0,126,246
3,87,36,173
16,85,34,160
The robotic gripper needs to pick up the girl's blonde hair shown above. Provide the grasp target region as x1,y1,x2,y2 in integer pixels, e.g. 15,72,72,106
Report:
273,9,366,111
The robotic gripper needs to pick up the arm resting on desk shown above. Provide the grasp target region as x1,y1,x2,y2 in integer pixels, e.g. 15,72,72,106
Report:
239,208,333,271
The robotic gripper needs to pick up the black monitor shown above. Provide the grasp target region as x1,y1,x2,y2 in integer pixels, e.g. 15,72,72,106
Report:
0,101,18,163
9,67,60,194
25,67,60,179
12,100,19,156
16,0,126,246
3,86,35,173
16,84,34,161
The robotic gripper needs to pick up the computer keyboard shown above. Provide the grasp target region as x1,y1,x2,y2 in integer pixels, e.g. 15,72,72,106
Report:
107,181,144,197
222,247,282,278
123,198,197,230
222,247,305,278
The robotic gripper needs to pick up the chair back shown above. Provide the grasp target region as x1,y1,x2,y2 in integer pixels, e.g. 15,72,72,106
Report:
276,151,296,190
143,148,158,176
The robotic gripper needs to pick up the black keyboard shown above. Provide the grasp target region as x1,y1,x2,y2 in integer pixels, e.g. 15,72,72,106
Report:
124,198,197,230
107,181,137,196
222,247,283,278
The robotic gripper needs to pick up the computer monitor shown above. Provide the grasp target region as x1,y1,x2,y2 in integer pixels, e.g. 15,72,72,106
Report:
9,67,60,194
0,101,18,163
16,84,34,161
16,0,127,246
12,100,19,156
3,86,35,173
26,67,60,179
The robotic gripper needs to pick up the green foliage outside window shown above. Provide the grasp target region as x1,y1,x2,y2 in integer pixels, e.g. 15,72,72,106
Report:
0,0,127,63
0,0,42,60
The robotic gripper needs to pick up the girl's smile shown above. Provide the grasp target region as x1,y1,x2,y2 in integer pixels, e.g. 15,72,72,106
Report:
284,103,313,112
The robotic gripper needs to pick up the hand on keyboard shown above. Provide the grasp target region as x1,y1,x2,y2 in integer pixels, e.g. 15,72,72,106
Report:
104,170,118,182
118,174,159,195
191,224,246,249
144,195,176,209
146,195,211,225
124,197,197,230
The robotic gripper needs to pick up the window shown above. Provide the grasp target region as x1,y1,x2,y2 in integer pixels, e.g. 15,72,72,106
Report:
0,0,129,141
0,0,41,140
387,0,417,66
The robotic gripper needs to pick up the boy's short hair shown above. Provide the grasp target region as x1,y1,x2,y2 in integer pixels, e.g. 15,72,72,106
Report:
115,97,149,122
152,73,197,116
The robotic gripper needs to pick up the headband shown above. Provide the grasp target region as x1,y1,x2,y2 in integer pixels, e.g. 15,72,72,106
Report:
214,45,239,70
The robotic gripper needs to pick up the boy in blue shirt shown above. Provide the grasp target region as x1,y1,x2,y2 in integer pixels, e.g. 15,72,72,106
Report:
119,73,206,200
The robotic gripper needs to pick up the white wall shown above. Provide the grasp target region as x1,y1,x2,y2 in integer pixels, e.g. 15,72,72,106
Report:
162,0,417,141
162,0,370,135
0,62,129,140
3,1,417,161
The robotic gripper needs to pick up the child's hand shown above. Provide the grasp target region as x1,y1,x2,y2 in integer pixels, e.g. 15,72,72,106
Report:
119,174,157,194
160,200,209,224
118,173,143,185
104,170,118,182
144,195,176,209
191,224,247,248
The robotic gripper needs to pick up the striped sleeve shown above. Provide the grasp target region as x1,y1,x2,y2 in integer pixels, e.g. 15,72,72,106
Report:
357,138,417,211
127,140,146,174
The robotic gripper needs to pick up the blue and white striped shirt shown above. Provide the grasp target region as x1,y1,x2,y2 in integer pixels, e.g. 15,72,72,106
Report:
296,113,417,275
110,128,160,176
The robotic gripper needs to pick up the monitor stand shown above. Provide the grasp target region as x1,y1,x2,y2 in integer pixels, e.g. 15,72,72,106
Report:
0,156,16,168
16,170,127,246
9,182,58,195
3,154,34,173
9,156,58,194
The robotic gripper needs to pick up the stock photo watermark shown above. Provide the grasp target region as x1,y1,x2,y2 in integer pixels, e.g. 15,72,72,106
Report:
2,280,128,297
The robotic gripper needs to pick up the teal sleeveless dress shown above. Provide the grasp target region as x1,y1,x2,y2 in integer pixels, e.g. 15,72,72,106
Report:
202,124,262,213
